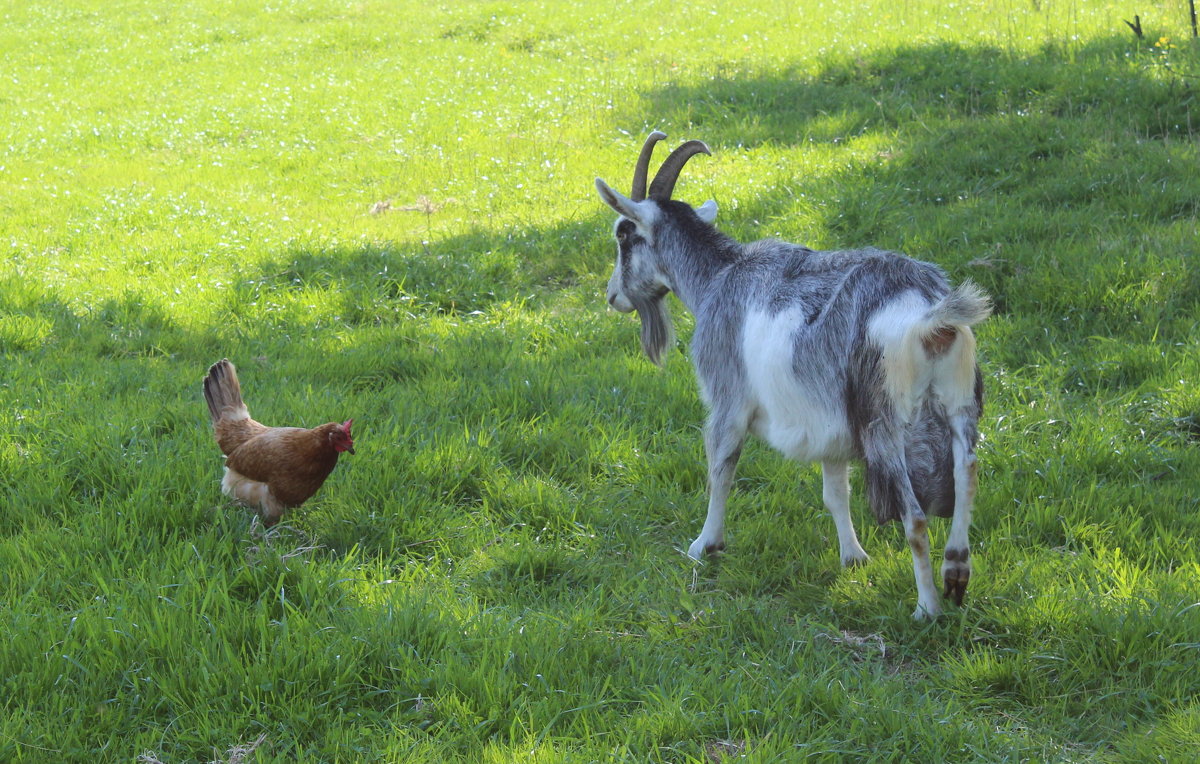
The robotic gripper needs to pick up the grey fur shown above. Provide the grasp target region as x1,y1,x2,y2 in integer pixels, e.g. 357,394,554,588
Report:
596,136,990,619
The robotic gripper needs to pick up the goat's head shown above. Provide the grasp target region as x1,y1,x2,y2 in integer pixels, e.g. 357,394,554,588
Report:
595,132,716,364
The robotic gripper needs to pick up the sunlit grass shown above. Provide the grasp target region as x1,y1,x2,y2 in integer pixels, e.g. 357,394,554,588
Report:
2,0,1199,760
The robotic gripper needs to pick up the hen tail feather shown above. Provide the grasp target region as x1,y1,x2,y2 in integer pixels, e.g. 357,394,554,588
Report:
203,358,249,424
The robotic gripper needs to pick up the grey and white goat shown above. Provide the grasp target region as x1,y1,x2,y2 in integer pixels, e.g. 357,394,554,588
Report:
596,132,990,619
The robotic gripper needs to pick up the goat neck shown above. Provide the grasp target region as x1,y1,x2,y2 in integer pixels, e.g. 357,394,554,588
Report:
648,200,743,313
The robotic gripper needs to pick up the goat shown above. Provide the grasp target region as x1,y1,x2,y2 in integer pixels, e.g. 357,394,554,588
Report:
595,132,990,619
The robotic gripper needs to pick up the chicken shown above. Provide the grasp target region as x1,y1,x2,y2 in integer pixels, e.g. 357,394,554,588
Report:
202,359,354,526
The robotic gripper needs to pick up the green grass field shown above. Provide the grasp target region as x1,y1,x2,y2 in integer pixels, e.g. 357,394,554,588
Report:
2,0,1200,760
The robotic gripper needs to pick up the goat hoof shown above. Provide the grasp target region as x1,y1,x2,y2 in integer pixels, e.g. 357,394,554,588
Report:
687,537,724,560
942,574,968,607
912,601,942,620
841,550,870,568
941,558,970,607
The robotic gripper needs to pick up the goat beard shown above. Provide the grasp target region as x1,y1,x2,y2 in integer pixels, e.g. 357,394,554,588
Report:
632,292,674,366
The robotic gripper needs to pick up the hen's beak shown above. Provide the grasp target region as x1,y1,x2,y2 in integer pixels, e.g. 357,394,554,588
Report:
347,445,356,455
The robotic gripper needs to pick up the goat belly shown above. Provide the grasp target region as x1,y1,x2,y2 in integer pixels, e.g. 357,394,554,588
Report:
741,310,854,462
748,405,854,461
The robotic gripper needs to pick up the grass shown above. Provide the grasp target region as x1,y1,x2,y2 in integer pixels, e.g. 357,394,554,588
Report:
2,0,1199,760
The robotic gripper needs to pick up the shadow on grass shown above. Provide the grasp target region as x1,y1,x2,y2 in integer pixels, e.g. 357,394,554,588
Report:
644,38,1198,148
635,36,1200,340
3,39,1199,762
617,38,1200,746
238,214,614,323
7,30,1198,599
1,208,657,564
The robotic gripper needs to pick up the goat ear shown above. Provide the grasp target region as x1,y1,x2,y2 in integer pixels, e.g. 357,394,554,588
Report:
595,177,645,224
695,200,718,224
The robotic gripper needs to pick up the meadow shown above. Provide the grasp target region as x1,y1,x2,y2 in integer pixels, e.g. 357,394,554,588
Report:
2,0,1199,760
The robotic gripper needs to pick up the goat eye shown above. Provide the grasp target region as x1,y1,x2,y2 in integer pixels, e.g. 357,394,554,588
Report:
616,232,627,244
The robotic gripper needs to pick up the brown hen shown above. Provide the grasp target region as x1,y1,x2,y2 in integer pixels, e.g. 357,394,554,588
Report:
202,359,354,526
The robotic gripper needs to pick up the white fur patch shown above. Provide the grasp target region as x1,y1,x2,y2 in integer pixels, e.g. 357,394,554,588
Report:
866,291,934,418
741,309,852,461
867,291,981,420
930,327,978,412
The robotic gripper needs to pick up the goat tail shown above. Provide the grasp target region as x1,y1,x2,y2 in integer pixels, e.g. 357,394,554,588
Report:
203,358,248,424
926,280,992,328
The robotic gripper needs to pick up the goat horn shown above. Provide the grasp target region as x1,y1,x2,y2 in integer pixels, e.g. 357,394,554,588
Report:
648,140,711,201
631,131,667,201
